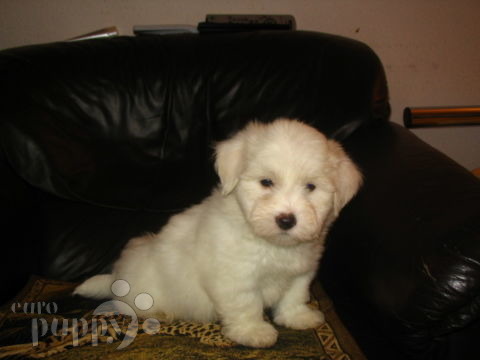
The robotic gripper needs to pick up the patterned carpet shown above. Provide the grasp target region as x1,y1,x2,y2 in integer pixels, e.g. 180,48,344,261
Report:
0,277,365,360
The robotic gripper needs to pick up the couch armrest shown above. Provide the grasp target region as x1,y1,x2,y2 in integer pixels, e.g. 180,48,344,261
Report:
0,149,42,304
319,122,480,359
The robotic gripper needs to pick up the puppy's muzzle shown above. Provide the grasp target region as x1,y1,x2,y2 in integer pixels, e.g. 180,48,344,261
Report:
275,213,297,230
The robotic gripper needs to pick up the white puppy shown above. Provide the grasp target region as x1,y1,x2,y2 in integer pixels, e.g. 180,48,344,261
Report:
74,118,362,348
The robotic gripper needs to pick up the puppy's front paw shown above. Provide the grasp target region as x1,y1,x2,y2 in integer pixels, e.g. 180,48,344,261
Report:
274,305,325,330
222,320,278,348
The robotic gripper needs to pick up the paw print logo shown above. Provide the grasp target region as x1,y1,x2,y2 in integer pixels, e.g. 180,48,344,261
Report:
92,280,161,349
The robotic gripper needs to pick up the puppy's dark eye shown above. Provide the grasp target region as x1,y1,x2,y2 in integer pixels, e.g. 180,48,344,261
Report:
260,178,274,187
306,183,316,192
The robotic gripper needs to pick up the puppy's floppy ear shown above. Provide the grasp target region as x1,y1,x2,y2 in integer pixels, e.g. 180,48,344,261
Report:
214,132,246,195
327,140,363,215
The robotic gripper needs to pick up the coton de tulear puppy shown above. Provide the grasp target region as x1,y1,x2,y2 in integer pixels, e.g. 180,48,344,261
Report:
74,118,362,348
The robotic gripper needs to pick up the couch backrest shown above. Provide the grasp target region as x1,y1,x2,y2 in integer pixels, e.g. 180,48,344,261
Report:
1,31,389,211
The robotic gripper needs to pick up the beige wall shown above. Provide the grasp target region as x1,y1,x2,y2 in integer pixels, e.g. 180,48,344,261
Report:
1,0,479,170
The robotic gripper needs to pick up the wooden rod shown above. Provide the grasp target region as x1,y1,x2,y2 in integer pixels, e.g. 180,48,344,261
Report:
404,106,480,128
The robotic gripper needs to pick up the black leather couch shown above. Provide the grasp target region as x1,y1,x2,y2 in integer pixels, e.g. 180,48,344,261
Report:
1,31,479,360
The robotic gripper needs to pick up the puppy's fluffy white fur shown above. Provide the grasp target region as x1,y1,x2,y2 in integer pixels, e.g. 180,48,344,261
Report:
74,118,362,348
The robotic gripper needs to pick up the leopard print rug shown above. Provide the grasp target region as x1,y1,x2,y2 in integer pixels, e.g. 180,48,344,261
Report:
0,278,364,360
0,312,235,359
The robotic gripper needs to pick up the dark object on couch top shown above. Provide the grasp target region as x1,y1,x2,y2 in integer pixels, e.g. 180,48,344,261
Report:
0,31,479,360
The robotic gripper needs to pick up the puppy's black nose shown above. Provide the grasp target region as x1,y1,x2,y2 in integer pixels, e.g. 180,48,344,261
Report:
275,213,297,230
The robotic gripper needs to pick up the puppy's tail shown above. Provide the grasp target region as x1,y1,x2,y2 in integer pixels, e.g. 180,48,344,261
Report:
73,274,114,299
